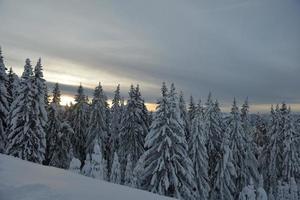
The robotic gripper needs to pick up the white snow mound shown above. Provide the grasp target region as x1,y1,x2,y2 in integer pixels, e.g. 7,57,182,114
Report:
0,154,174,200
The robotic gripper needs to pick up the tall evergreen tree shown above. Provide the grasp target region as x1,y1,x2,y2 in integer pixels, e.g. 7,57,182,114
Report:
119,85,148,176
210,134,237,200
7,67,20,106
179,91,190,142
7,59,46,163
226,99,259,195
203,93,223,184
189,100,210,199
110,84,121,159
0,47,9,153
71,84,90,170
33,58,48,139
141,83,197,200
86,83,109,164
260,105,280,190
124,154,134,187
45,83,72,168
281,106,300,182
188,95,196,123
110,152,121,184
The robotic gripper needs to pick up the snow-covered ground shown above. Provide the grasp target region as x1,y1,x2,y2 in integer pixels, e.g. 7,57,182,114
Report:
0,154,173,200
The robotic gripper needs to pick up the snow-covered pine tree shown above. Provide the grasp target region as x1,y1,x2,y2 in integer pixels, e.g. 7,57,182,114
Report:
33,58,48,126
281,106,300,182
203,93,223,184
7,59,46,163
259,103,299,190
259,105,282,190
189,100,210,199
226,99,259,195
188,95,196,124
45,83,73,168
7,67,20,106
179,91,190,143
124,154,134,187
49,121,73,169
210,132,237,200
110,84,121,160
0,47,9,153
141,83,197,200
86,83,109,166
71,84,90,170
82,143,103,179
240,98,258,156
44,83,61,165
110,152,121,184
119,85,148,177
254,115,267,149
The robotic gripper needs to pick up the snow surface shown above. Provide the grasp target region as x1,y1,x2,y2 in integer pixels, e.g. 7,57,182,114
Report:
0,154,174,200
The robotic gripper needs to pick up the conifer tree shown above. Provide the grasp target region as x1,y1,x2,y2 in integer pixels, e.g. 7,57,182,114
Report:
179,91,190,142
124,154,134,187
7,67,20,106
0,47,9,152
86,83,109,164
119,85,148,174
49,121,73,169
203,93,223,184
34,58,48,128
71,84,90,170
82,143,104,179
110,84,121,160
210,134,237,200
226,99,259,194
45,83,73,168
188,95,196,123
7,59,46,163
110,152,121,184
141,83,197,200
281,106,300,182
189,100,210,199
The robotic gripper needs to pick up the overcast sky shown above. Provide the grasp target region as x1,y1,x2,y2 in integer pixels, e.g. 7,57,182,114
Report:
0,0,299,112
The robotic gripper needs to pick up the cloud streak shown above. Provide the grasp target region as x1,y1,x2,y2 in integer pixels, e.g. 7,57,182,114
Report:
0,0,299,111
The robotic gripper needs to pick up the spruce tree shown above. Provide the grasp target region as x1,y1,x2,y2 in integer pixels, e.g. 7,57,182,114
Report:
119,85,148,175
71,84,90,170
210,134,237,200
34,58,48,129
49,121,73,169
7,67,20,106
189,100,210,199
82,143,104,179
281,106,300,182
141,83,197,200
110,84,121,160
45,83,73,168
86,83,109,164
203,93,223,184
179,91,190,142
124,154,134,187
188,95,196,123
226,99,259,194
0,47,9,153
110,152,121,184
7,59,46,163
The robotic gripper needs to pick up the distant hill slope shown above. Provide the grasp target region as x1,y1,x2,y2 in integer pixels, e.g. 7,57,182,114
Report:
0,154,173,200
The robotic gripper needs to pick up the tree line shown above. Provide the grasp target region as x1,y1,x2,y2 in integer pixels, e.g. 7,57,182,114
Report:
0,48,299,200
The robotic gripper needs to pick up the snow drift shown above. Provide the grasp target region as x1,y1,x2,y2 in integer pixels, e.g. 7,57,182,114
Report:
0,154,174,200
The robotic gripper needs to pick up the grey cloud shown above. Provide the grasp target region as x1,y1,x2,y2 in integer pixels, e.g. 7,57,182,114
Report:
0,0,300,109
